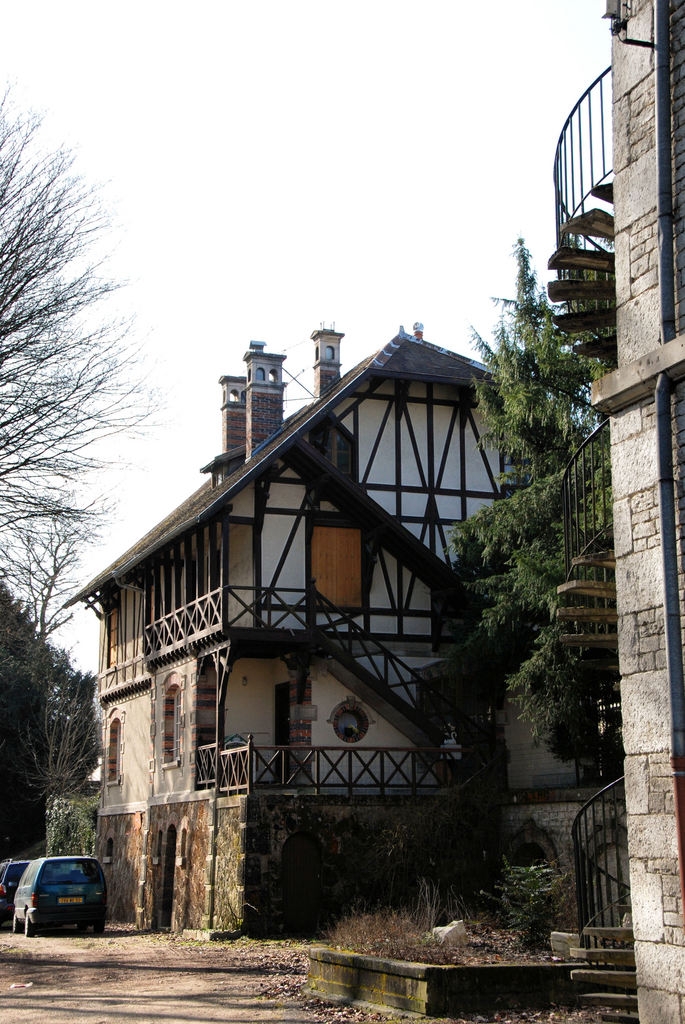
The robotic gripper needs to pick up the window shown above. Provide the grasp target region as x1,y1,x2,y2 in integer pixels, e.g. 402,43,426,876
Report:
164,684,181,763
255,366,266,381
330,700,369,743
311,423,354,476
325,345,336,360
107,607,119,668
107,717,121,782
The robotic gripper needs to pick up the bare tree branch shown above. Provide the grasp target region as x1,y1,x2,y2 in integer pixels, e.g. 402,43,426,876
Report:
0,511,104,640
0,89,150,532
20,671,100,804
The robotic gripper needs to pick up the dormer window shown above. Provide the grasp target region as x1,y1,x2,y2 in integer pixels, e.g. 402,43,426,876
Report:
312,422,354,476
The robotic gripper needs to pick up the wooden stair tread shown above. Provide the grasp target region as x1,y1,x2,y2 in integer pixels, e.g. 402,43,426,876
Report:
578,993,638,1009
596,1013,639,1023
549,247,616,273
591,182,614,204
548,278,616,302
561,208,615,240
558,580,616,598
572,335,618,360
570,948,635,967
553,308,617,332
558,607,618,623
561,633,618,648
571,968,637,989
583,926,634,942
571,552,616,569
579,657,620,672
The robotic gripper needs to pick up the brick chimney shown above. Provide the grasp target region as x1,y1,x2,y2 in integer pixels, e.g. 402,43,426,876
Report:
311,327,343,397
244,341,286,458
219,374,246,452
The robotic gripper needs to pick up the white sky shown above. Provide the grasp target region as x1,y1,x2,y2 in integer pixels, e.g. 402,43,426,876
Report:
0,1,612,669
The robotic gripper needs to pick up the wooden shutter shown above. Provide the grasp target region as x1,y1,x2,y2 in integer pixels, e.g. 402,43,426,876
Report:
311,526,361,606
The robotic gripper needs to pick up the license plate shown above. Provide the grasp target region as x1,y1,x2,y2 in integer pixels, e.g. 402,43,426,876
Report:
57,896,84,904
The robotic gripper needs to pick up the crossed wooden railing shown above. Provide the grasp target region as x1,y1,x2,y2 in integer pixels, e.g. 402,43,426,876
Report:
145,588,222,661
195,738,466,797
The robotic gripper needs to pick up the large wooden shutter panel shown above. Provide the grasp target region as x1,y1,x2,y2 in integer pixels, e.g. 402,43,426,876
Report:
311,526,361,606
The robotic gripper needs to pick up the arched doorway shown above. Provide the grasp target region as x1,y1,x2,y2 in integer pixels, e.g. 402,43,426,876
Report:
282,832,321,933
160,825,177,928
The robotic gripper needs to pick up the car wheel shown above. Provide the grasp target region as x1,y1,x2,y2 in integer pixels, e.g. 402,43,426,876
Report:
11,913,21,934
24,914,35,938
93,919,105,934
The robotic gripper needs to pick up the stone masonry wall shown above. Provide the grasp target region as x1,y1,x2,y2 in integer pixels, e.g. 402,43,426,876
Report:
97,810,145,924
611,1,685,1020
499,790,597,876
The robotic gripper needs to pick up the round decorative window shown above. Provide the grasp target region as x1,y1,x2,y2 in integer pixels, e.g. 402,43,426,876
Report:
330,700,369,743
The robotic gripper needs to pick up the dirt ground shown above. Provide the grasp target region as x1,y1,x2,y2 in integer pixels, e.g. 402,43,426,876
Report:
0,923,617,1024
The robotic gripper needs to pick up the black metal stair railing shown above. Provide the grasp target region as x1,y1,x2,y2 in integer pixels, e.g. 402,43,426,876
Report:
557,419,617,649
572,776,630,935
550,67,617,361
554,66,613,251
561,419,613,579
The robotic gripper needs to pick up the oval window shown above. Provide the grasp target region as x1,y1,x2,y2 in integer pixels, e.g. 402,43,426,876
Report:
331,701,369,743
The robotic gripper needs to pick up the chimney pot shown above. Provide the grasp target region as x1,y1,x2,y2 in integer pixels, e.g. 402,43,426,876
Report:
311,327,344,397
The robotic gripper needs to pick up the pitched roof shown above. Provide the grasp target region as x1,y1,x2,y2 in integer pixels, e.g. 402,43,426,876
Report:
70,334,487,604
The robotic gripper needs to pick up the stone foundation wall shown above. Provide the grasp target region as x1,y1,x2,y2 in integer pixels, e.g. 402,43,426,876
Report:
239,792,493,935
499,789,597,875
143,798,210,931
214,798,245,931
97,810,145,923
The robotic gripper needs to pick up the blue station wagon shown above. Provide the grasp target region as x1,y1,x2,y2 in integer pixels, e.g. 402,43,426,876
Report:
12,856,107,936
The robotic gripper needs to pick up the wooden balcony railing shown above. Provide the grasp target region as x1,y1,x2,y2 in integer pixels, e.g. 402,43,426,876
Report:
195,739,466,797
144,588,222,661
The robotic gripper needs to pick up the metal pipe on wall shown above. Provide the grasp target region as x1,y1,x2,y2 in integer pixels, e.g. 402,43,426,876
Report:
653,0,685,914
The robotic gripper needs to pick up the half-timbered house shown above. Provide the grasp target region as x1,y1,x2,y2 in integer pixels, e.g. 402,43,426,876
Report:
73,326,585,934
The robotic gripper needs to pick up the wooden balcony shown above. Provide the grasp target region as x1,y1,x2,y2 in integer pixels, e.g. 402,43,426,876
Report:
144,588,223,665
195,739,467,797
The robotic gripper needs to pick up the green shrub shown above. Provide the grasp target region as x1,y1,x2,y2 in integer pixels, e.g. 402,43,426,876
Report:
46,794,98,856
488,858,565,949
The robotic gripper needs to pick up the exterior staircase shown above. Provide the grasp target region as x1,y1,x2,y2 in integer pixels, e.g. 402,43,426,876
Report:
548,67,616,364
571,779,637,1021
570,925,638,1022
556,420,617,651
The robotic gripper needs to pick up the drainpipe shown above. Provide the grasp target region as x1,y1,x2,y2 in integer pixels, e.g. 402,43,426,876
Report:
653,0,685,913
